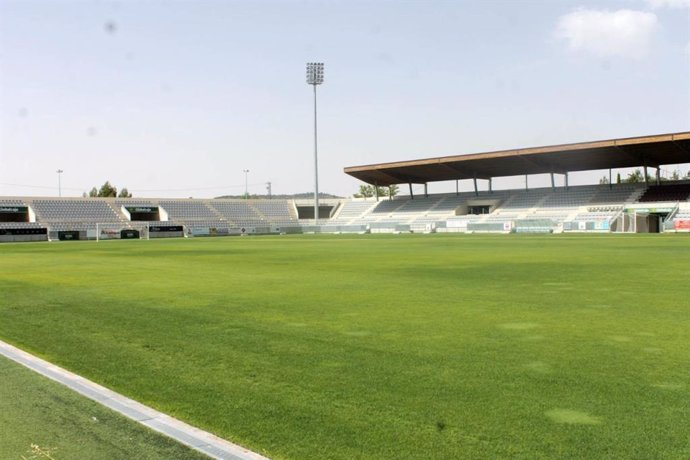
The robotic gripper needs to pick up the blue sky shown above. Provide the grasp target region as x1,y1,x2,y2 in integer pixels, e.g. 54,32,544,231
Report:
1,0,688,198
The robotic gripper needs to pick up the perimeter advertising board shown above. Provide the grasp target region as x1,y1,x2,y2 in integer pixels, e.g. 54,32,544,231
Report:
594,221,610,231
99,228,120,240
675,219,690,231
121,229,140,239
0,227,48,243
190,227,234,237
0,206,27,213
0,227,46,235
149,225,184,238
58,231,80,241
446,220,468,230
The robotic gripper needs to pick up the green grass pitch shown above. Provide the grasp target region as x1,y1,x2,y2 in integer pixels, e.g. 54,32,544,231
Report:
0,234,689,459
0,355,207,459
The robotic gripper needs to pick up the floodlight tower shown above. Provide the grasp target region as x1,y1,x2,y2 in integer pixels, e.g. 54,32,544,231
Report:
243,169,250,199
306,62,324,223
56,169,63,197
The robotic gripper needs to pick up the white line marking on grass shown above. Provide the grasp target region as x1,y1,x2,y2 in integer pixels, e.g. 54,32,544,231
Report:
0,340,269,460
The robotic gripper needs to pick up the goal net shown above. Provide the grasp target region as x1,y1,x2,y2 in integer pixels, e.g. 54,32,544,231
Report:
94,222,150,241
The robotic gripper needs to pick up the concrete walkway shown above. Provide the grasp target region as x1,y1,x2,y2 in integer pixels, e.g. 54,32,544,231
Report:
0,340,269,460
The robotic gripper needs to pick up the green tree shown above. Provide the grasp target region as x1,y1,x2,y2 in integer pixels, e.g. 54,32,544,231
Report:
86,181,124,197
354,185,375,198
98,181,117,197
616,173,621,184
599,175,609,185
354,184,399,198
625,169,643,183
118,187,132,198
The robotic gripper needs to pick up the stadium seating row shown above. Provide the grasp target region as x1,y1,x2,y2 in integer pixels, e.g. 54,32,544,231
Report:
1,182,689,235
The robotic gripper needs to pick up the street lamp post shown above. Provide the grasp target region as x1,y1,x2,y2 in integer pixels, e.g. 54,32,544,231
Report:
56,169,63,197
306,62,324,223
243,169,250,199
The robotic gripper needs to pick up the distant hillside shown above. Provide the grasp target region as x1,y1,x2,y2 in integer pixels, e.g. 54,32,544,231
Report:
214,192,343,199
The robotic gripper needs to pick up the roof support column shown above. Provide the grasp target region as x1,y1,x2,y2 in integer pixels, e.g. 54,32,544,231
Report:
473,176,478,197
525,174,529,191
644,166,649,186
609,169,613,189
424,183,428,198
455,180,459,196
409,183,414,199
656,167,660,185
375,182,379,202
565,172,569,190
550,172,555,190
489,178,493,194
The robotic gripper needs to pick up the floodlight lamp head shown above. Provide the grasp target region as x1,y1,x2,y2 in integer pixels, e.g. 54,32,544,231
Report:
306,62,324,85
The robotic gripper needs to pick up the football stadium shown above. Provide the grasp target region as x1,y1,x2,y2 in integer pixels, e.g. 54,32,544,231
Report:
1,132,690,459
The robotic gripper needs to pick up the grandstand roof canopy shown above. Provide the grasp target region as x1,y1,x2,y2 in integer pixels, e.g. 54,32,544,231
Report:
344,131,690,186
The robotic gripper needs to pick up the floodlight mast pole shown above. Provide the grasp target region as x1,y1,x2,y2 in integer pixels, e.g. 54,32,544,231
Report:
306,62,324,224
313,84,319,223
243,169,250,199
56,169,63,197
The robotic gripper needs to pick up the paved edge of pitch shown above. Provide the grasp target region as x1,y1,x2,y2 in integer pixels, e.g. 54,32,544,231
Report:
0,340,269,460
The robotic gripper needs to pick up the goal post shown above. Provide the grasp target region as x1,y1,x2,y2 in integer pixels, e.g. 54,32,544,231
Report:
94,222,150,241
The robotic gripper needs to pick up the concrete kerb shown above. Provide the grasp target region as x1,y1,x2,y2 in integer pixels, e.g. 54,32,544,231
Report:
0,340,269,460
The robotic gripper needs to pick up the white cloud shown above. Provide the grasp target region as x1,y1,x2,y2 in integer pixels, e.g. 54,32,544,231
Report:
645,0,690,8
555,9,658,59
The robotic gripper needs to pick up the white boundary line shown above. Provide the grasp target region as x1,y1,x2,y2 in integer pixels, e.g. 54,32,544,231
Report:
0,340,269,460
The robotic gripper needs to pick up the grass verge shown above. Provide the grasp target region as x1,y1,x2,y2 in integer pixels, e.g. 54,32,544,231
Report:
0,355,208,459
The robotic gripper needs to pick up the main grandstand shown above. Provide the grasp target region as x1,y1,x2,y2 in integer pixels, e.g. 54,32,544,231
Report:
1,132,689,242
